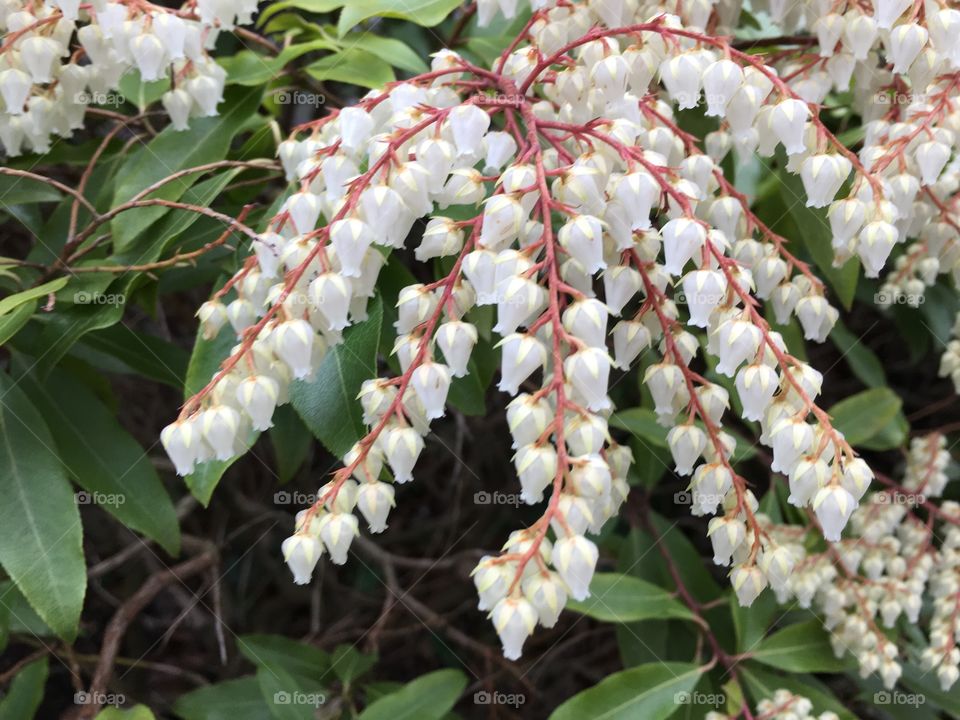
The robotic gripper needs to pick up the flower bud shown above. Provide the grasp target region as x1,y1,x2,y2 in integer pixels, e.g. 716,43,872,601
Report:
491,597,538,660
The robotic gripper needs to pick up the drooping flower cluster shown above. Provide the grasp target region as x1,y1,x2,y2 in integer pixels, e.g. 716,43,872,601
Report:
157,0,960,661
706,688,840,720
753,434,960,691
0,0,257,155
939,311,960,391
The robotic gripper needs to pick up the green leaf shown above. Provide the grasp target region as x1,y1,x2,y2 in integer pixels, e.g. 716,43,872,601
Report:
0,174,61,205
73,324,189,388
258,0,346,25
0,278,68,316
173,677,272,720
829,321,886,388
269,406,313,484
549,662,703,720
358,669,466,720
900,664,960,716
0,657,48,719
17,364,180,554
183,325,256,505
0,372,85,641
292,297,382,458
95,706,158,720
338,0,464,34
859,410,908,451
347,34,429,74
828,387,903,446
750,620,853,672
740,665,857,720
117,70,169,111
34,300,126,378
110,85,264,252
567,573,695,623
331,644,377,685
610,408,668,448
306,49,394,89
238,634,331,686
113,168,247,268
256,666,326,720
776,170,858,309
0,299,37,347
731,584,780,652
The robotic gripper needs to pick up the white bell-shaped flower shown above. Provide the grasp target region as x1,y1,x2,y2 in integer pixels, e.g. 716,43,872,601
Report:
506,394,552,448
435,320,477,377
613,171,659,230
613,320,652,369
410,362,452,420
130,33,167,82
662,218,706,276
558,215,606,274
788,456,829,507
491,597,538,660
552,535,599,601
795,295,838,342
448,104,490,158
330,219,373,278
564,347,612,412
800,154,851,208
309,273,353,332
735,363,778,421
272,319,315,379
667,424,707,476
682,269,727,327
381,425,424,483
857,221,899,278
318,512,359,565
702,59,743,117
483,131,518,174
497,333,547,394
162,89,192,131
356,481,395,533
514,444,558,504
522,572,567,628
770,418,815,474
416,217,464,261
281,533,323,585
731,564,767,607
472,554,512,610
707,516,745,565
236,375,280,431
494,276,546,335
714,319,762,377
874,0,912,30
602,266,642,316
562,298,609,348
887,23,928,74
161,419,203,476
813,484,857,541
771,99,810,155
338,106,375,154
199,405,242,461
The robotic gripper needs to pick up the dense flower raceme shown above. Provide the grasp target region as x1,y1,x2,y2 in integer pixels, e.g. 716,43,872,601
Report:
156,0,960,664
0,0,258,155
706,688,841,720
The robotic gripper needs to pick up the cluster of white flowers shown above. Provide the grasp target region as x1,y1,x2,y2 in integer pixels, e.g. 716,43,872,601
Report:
156,0,960,661
707,688,839,720
0,0,258,155
939,312,960,391
753,434,959,691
